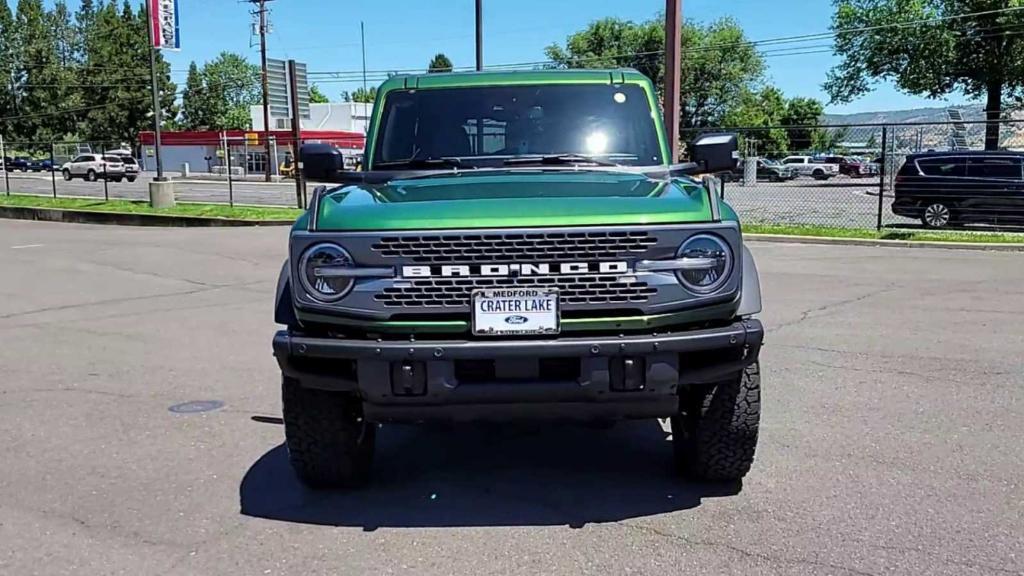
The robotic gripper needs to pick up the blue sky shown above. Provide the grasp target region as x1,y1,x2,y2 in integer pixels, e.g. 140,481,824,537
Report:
68,0,967,113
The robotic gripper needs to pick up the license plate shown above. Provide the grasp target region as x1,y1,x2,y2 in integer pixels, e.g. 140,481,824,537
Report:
472,288,559,336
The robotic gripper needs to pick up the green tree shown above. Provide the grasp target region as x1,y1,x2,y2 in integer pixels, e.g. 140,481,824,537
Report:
545,17,663,92
180,51,260,131
826,0,1024,151
341,86,377,103
427,52,453,73
0,0,17,126
180,61,208,129
12,0,70,142
722,86,790,155
78,2,176,144
781,96,825,152
309,83,329,103
545,16,764,130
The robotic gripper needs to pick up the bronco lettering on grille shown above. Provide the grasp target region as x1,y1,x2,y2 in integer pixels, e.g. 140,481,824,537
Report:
401,262,630,278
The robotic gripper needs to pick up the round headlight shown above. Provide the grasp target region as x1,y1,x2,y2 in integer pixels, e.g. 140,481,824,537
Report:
299,243,355,302
676,234,732,294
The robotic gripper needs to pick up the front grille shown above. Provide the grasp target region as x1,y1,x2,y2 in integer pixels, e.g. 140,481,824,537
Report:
374,275,657,308
371,231,657,264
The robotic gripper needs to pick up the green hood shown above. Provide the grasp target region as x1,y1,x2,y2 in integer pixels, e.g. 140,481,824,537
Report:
313,170,727,231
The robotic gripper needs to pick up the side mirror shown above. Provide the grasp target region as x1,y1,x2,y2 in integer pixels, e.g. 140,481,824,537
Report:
692,133,739,174
300,143,344,180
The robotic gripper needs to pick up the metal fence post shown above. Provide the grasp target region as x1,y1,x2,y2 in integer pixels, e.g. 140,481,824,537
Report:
1,133,9,195
102,145,109,201
223,132,234,208
876,126,887,231
50,143,57,198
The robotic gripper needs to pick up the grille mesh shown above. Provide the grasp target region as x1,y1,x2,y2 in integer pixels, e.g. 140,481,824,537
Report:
371,231,657,263
374,275,657,308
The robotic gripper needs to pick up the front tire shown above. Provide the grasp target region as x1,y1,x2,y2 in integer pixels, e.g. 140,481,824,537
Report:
127,176,137,183
922,202,953,228
62,169,72,181
282,376,376,489
672,362,761,481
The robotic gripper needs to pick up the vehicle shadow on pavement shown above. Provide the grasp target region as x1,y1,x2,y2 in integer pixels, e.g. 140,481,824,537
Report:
239,421,741,530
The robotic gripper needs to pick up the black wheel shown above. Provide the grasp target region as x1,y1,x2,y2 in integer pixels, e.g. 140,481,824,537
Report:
62,169,72,181
922,202,953,228
672,362,760,481
768,173,781,183
112,176,123,182
85,169,97,182
282,376,376,489
127,177,137,183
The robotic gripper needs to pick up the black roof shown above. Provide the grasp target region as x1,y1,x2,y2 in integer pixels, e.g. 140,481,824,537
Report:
904,150,1024,159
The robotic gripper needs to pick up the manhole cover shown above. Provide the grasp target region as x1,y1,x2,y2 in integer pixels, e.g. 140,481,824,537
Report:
169,400,225,414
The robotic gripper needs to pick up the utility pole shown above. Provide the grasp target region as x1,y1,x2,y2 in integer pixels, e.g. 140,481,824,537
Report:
288,59,305,210
250,0,274,182
144,0,164,180
360,21,367,96
475,0,483,71
664,0,682,162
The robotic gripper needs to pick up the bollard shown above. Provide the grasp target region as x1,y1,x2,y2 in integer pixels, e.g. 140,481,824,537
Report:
149,179,176,209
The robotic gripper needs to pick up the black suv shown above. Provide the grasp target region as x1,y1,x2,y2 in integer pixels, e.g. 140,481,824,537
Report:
893,151,1024,228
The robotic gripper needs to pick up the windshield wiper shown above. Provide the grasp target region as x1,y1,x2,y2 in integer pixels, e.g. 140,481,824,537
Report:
374,157,465,170
503,154,623,167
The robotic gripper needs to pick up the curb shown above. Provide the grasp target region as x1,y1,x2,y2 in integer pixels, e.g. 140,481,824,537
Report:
0,205,295,227
746,233,1024,252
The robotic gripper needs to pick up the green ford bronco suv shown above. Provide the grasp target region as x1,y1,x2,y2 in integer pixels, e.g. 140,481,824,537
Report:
273,69,764,488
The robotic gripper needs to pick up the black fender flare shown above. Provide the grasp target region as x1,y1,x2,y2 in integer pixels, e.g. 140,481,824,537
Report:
274,259,300,328
737,245,762,316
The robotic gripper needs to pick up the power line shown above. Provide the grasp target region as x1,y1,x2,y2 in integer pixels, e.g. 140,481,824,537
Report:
0,77,255,123
307,6,1024,79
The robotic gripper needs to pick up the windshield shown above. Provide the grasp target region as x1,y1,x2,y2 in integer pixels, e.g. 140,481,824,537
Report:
372,83,664,168
102,156,122,163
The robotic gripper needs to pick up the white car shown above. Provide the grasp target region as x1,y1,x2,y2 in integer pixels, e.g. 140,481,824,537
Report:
780,155,839,180
61,154,126,182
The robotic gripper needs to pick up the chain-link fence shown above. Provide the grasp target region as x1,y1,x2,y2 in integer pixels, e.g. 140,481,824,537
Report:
684,118,1024,231
4,120,1024,232
0,135,365,209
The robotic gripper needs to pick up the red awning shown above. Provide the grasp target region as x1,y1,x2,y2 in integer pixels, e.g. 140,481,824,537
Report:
138,129,365,149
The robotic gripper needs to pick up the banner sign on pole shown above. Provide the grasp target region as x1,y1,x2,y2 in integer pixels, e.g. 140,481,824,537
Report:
150,0,181,50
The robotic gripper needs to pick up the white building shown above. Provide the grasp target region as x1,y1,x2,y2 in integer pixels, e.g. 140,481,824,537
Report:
250,102,372,134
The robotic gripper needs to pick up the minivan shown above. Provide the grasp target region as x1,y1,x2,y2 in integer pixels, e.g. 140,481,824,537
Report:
893,151,1024,228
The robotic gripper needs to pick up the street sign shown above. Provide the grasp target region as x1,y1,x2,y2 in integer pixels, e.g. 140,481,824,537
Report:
245,132,259,145
267,58,310,121
267,58,289,118
294,62,310,119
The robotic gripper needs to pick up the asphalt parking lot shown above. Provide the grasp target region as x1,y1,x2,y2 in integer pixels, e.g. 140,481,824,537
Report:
4,170,919,228
1,220,1022,575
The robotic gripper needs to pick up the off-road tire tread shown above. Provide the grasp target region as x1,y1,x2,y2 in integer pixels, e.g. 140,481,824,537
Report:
675,362,760,481
281,376,375,489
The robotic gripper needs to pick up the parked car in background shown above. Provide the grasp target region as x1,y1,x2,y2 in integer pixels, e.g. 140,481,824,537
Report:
117,155,140,182
60,154,126,182
26,158,53,172
780,155,839,180
719,158,798,183
892,151,1024,228
2,156,36,171
819,155,879,178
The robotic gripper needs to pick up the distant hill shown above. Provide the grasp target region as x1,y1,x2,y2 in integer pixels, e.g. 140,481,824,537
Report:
821,104,1024,150
823,105,985,126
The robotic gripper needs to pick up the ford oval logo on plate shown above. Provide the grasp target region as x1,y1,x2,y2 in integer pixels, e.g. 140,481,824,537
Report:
505,315,529,325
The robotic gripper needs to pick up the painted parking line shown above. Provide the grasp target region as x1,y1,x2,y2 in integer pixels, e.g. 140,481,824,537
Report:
10,244,45,249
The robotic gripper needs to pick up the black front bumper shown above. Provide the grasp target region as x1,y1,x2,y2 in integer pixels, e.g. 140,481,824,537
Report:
273,319,763,422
